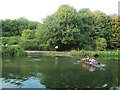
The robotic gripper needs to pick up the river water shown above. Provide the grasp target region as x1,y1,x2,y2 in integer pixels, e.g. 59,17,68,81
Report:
1,56,119,88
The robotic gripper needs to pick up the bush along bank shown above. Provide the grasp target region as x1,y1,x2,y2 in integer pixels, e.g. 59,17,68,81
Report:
2,45,27,56
70,50,119,57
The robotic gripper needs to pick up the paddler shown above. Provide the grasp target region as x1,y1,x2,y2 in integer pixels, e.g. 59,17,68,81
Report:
82,56,89,62
89,57,96,65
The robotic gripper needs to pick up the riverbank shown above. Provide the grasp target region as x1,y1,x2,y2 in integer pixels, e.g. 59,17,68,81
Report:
26,51,70,57
70,50,119,57
1,44,119,57
26,50,119,57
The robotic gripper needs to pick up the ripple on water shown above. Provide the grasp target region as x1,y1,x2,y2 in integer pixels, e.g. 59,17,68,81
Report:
102,84,108,87
5,60,11,62
27,59,41,62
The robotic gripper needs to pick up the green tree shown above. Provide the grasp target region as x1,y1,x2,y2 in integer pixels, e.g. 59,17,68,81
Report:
2,19,19,36
107,15,120,49
22,29,35,39
89,10,108,39
19,38,38,50
36,5,92,50
95,38,107,51
78,8,95,46
2,17,39,37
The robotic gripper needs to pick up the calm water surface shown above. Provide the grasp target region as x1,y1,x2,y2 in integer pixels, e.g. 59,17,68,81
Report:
2,56,119,88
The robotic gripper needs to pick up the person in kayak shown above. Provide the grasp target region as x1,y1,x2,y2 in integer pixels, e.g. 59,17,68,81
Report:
83,56,89,62
89,57,96,65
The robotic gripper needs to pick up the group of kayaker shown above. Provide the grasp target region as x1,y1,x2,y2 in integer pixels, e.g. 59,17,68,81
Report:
82,56,96,65
75,55,103,66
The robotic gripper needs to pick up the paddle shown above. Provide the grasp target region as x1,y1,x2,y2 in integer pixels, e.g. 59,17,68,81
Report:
86,55,90,58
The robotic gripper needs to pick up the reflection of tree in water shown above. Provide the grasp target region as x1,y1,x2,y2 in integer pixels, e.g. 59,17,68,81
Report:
39,69,110,88
3,73,28,87
39,61,118,88
2,61,42,88
3,72,37,87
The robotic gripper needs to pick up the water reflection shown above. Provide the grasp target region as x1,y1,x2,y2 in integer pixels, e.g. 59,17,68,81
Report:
5,60,11,62
89,67,95,72
82,64,95,72
2,76,46,88
27,59,41,62
82,64,88,69
2,56,118,88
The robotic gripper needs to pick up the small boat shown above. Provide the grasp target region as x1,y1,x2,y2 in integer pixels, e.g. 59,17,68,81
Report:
80,59,105,71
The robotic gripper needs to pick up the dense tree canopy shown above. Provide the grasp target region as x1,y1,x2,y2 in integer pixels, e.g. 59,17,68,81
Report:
22,29,35,39
2,17,38,37
36,5,92,50
36,5,119,50
2,5,120,50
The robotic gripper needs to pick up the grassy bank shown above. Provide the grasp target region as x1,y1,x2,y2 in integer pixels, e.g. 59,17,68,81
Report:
26,51,70,57
26,50,119,58
2,45,119,57
70,50,119,57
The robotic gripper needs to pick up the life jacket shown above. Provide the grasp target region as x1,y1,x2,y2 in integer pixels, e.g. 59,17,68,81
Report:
91,60,95,65
85,58,88,62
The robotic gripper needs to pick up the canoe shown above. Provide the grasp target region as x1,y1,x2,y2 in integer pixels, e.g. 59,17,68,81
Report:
81,60,105,71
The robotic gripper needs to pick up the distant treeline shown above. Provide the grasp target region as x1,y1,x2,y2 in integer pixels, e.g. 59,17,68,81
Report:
2,17,39,36
1,5,120,51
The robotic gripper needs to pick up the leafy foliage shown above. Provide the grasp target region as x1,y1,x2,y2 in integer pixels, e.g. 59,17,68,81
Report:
22,29,35,39
2,5,120,51
2,36,20,45
36,5,92,50
2,17,38,37
70,49,86,56
95,38,107,51
107,15,120,49
2,45,27,56
19,38,38,50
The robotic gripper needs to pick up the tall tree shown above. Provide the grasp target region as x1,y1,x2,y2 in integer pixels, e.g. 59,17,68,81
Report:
36,5,86,50
108,15,120,49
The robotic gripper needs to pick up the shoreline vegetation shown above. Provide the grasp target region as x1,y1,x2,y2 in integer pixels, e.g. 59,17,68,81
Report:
2,45,27,56
1,5,120,57
27,50,119,57
70,50,119,57
2,45,119,57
